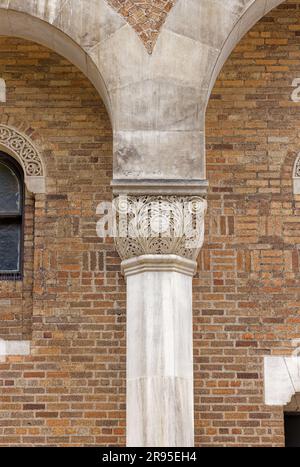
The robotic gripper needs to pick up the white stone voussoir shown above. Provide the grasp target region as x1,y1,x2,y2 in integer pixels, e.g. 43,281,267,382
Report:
264,356,300,406
0,340,30,361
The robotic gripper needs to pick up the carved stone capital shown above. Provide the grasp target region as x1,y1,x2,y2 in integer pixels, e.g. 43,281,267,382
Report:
114,195,207,261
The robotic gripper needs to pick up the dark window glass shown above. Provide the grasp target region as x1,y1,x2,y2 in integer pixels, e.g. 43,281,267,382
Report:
285,413,300,447
0,163,21,213
0,153,24,279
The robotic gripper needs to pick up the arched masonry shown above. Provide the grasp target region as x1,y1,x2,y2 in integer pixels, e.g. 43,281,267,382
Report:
0,1,285,192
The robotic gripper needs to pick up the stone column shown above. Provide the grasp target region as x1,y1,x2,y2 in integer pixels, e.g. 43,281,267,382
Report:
115,195,207,447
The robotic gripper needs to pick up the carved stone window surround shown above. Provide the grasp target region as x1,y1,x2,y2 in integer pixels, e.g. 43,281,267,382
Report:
0,125,45,194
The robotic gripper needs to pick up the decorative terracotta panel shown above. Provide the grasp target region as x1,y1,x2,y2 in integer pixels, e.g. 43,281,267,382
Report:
105,0,177,53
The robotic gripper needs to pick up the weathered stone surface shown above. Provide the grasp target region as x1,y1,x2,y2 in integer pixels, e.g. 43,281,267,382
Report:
54,0,125,50
165,0,240,49
8,0,65,23
124,255,195,446
111,80,207,132
113,129,205,180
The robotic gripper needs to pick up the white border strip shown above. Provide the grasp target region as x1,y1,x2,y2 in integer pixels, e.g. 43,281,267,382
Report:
0,340,30,359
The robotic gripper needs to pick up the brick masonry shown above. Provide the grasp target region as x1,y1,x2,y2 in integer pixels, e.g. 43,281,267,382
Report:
105,0,177,53
196,0,300,447
0,37,126,446
0,189,34,340
1,0,300,447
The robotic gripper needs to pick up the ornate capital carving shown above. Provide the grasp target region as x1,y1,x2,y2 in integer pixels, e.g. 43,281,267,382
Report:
114,195,207,261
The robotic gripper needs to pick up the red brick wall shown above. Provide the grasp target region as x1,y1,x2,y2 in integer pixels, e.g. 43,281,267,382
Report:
0,37,126,446
194,0,300,447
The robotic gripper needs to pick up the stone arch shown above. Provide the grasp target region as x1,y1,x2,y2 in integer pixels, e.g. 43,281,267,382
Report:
0,3,127,121
196,0,289,186
207,0,286,98
0,124,45,194
112,0,289,188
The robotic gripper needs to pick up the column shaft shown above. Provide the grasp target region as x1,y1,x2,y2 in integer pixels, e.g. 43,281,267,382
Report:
123,255,196,447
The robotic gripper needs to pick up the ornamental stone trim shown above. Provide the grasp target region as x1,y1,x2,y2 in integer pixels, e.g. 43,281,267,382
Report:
114,195,207,261
293,153,300,195
0,125,45,193
0,125,43,176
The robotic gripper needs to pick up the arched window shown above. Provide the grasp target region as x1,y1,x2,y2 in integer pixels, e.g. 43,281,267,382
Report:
0,152,24,280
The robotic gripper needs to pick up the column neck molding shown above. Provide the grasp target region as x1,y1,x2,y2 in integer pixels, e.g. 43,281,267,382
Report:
111,179,209,196
122,254,197,278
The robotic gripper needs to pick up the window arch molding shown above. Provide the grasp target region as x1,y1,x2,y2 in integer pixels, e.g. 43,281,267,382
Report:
0,125,45,194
